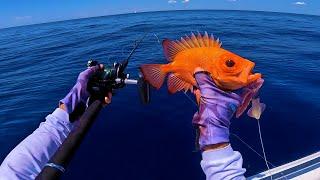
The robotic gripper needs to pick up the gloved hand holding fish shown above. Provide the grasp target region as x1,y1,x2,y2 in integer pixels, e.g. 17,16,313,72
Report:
192,71,264,151
140,32,265,119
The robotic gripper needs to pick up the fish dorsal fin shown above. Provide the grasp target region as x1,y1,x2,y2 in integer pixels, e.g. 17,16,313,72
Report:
162,32,222,61
167,73,191,94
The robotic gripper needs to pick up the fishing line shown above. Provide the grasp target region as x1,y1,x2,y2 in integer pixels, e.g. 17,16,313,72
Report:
183,92,198,108
153,33,160,44
231,133,275,168
185,90,276,177
257,120,273,179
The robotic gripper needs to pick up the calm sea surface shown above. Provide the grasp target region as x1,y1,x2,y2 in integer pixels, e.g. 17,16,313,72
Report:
0,10,319,179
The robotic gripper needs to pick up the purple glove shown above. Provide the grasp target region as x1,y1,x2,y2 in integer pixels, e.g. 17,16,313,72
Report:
193,72,263,150
192,72,243,150
60,65,101,114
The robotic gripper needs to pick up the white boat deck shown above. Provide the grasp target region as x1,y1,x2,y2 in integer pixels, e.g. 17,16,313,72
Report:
248,151,320,180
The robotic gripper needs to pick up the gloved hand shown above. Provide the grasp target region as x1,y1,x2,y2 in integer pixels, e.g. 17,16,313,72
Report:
59,64,111,121
192,71,263,151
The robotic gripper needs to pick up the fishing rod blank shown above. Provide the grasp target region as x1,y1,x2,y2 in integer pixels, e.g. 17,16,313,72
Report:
36,100,103,180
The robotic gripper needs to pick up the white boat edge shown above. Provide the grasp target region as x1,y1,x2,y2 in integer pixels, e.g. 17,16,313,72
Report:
248,151,320,180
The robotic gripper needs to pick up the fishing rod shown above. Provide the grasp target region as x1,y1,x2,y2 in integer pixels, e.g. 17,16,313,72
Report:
86,33,150,105
122,32,148,69
36,33,150,180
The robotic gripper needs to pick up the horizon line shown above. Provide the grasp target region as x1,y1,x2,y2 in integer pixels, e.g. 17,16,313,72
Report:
1,9,319,30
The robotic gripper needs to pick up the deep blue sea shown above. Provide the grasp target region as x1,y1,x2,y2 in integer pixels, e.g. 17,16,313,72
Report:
0,10,319,179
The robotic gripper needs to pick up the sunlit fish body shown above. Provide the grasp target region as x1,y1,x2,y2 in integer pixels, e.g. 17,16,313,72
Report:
140,32,263,117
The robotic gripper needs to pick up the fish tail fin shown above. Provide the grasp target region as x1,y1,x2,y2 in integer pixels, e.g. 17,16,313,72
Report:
140,64,166,89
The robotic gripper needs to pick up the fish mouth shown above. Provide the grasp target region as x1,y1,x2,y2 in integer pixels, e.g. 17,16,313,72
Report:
248,73,262,82
246,62,261,83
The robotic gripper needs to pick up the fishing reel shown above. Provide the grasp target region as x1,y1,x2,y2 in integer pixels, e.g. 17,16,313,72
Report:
87,60,150,104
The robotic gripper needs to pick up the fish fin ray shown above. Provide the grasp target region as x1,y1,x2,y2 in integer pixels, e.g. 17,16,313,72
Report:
209,34,217,47
185,35,195,48
191,32,221,48
209,34,213,47
180,37,191,49
167,73,190,94
191,32,200,47
176,40,188,50
197,32,205,47
162,39,185,62
140,64,165,89
162,39,175,61
162,32,221,61
203,31,209,47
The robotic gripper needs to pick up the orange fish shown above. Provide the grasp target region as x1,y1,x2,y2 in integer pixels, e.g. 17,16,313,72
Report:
140,32,263,116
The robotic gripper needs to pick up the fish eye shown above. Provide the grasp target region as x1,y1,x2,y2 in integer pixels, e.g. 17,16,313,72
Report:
225,59,235,67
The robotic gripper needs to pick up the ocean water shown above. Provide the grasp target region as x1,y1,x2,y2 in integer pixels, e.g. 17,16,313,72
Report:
0,10,319,179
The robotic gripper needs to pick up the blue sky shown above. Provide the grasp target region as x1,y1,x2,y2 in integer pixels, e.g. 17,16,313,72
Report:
1,0,319,29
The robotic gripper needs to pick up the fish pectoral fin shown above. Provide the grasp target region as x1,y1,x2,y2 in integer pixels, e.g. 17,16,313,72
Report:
167,73,191,94
140,64,166,89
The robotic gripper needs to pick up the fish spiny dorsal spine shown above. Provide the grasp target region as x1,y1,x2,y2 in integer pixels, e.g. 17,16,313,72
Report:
203,31,209,47
191,33,200,47
163,32,222,61
197,32,205,47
